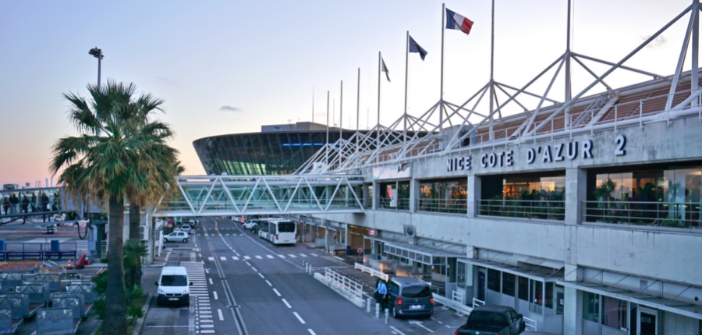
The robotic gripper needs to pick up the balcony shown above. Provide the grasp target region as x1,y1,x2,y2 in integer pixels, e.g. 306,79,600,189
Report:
378,197,410,211
478,199,566,220
416,198,467,214
581,201,701,230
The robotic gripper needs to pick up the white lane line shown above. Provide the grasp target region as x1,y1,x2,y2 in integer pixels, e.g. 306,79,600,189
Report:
289,254,297,258
244,256,251,260
265,280,272,287
255,255,262,259
232,256,239,260
208,278,213,285
310,253,318,257
273,288,281,297
208,257,214,261
299,254,308,257
251,267,258,272
200,331,215,334
293,312,306,324
308,329,317,335
389,326,407,335
282,298,291,308
213,291,218,300
258,273,265,279
218,309,224,321
278,255,286,258
266,255,274,259
219,256,227,261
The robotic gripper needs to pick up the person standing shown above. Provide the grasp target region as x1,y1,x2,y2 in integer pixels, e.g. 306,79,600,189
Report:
30,194,37,213
9,194,19,214
21,194,29,214
2,197,9,215
41,193,50,222
374,279,388,306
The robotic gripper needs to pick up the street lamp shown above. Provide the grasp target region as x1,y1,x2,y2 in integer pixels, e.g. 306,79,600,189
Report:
88,47,104,88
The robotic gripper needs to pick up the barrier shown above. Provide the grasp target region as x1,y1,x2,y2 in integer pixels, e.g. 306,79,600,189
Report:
65,283,96,304
353,263,389,281
36,308,74,335
15,283,49,304
472,297,485,308
524,317,537,331
433,293,473,316
0,308,12,335
324,268,364,301
452,291,464,305
0,275,22,294
24,275,60,292
0,294,28,320
50,294,84,320
0,243,77,262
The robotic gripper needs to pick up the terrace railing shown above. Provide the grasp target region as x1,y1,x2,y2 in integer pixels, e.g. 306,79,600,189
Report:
416,198,467,214
581,200,701,230
378,197,410,211
478,199,566,221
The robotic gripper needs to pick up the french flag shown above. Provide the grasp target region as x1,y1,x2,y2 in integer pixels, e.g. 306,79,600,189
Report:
445,8,474,35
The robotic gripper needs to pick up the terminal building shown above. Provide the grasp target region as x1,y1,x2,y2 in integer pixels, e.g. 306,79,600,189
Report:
189,3,702,334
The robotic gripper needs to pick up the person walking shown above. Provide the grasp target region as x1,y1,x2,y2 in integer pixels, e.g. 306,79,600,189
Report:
9,194,19,214
30,194,37,213
374,279,388,306
41,193,50,222
2,197,9,215
21,194,29,214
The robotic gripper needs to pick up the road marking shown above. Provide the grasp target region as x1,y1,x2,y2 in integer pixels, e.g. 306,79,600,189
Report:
200,330,215,333
208,257,214,261
200,324,214,328
258,273,265,279
265,280,272,287
251,267,258,272
409,321,434,332
209,278,213,285
289,254,297,258
310,253,318,257
278,255,286,258
213,291,218,300
232,256,239,260
293,312,306,324
273,288,281,297
266,255,274,259
244,256,251,260
219,256,226,261
308,329,317,335
255,255,262,259
389,326,407,335
300,254,308,257
282,298,291,308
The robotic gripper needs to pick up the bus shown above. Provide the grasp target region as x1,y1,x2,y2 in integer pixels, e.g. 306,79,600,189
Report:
258,219,297,245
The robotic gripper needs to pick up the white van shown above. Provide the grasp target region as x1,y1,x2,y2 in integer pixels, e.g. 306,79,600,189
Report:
155,266,191,306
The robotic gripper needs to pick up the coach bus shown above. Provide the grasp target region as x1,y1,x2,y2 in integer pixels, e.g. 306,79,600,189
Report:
258,219,297,245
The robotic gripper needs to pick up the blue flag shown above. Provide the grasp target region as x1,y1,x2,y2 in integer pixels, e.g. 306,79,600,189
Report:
409,35,428,61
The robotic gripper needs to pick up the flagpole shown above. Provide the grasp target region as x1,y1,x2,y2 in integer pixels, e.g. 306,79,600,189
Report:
326,90,330,166
312,86,315,123
404,31,409,133
489,0,495,141
440,3,445,139
340,80,343,140
377,51,382,147
356,67,360,151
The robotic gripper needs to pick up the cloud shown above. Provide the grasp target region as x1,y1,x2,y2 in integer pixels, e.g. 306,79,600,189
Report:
219,105,242,112
155,76,179,86
643,35,667,49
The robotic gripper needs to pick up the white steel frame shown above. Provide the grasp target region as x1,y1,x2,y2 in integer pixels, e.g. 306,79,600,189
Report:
296,0,702,175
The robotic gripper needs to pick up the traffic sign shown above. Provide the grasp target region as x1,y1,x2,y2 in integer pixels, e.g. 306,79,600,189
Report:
357,248,363,254
368,228,377,237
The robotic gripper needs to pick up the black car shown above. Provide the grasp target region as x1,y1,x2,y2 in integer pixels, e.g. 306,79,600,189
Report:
456,305,525,335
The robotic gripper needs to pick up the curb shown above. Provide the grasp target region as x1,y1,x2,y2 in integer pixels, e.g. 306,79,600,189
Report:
132,293,153,335
89,320,103,335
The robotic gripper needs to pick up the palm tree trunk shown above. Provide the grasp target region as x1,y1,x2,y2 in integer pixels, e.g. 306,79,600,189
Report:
104,194,127,335
128,203,143,288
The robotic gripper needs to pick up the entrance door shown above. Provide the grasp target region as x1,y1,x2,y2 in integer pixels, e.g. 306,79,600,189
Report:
631,307,658,335
555,285,564,315
477,268,486,301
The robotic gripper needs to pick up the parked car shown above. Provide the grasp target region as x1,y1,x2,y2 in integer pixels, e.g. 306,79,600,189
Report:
455,305,525,335
180,224,192,233
243,219,260,230
155,266,192,306
164,231,189,243
383,276,434,318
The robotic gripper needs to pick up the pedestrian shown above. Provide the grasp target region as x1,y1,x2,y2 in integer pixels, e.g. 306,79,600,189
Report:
2,197,8,215
21,195,29,214
30,194,37,213
9,194,19,214
374,279,388,306
41,193,50,222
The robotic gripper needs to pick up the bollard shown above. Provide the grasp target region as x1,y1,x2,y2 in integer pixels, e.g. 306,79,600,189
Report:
366,298,372,313
375,303,380,318
385,308,389,324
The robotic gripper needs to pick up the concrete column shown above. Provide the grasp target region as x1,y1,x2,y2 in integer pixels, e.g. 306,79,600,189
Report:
372,181,378,210
564,168,586,335
563,287,583,335
362,184,369,208
467,175,481,217
409,179,420,212
565,168,587,226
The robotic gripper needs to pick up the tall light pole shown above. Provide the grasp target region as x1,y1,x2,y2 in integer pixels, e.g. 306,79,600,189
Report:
89,47,104,88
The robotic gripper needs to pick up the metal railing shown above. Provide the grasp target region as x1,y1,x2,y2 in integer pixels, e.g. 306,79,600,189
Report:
354,263,389,281
472,297,485,308
433,293,473,315
378,197,410,211
324,268,363,301
416,198,467,214
451,291,464,305
478,199,565,220
581,200,702,229
524,317,537,331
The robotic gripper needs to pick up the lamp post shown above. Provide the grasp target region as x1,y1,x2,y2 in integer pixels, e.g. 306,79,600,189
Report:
88,47,104,87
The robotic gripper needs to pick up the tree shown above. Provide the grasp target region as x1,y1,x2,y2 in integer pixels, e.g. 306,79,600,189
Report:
50,81,178,335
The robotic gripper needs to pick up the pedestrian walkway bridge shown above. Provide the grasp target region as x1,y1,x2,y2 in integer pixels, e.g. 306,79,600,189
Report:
153,174,365,217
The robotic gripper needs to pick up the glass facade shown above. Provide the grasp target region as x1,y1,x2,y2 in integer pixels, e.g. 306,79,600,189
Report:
193,130,363,175
480,172,566,220
378,181,410,210
417,178,467,214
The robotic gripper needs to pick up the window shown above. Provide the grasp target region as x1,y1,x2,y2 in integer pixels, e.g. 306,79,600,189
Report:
160,275,187,286
468,311,508,324
487,269,501,292
583,291,600,323
401,286,432,298
545,283,554,309
602,296,627,330
518,276,529,301
418,178,467,213
277,222,295,233
457,262,467,289
502,273,516,297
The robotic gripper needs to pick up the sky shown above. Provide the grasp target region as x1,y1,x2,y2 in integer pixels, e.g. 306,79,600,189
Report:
0,0,696,186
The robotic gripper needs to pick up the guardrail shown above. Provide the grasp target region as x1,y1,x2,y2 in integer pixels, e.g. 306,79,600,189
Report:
472,298,485,308
524,317,537,331
354,263,389,281
324,268,363,301
581,200,701,229
478,199,565,221
433,293,473,316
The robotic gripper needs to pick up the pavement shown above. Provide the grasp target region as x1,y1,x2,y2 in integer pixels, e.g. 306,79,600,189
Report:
139,217,467,335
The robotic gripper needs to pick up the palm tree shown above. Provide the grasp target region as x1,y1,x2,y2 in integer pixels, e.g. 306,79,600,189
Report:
50,81,178,335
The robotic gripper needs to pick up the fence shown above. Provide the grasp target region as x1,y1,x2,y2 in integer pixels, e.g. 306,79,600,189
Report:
416,198,467,214
472,298,485,308
433,293,473,316
378,197,410,211
582,200,702,229
524,317,537,331
0,243,77,262
451,291,464,305
36,308,74,335
478,199,565,220
354,263,389,281
324,268,363,302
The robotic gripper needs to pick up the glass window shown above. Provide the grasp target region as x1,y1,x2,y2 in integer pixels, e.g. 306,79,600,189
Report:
583,291,600,323
401,285,432,298
530,280,544,315
545,282,554,309
277,222,295,233
487,269,501,292
160,275,187,286
502,273,516,297
418,178,467,213
518,276,529,301
602,296,627,330
457,262,467,289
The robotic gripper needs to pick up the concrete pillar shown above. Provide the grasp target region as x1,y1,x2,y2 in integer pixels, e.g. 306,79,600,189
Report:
372,181,378,210
565,168,586,226
563,168,586,335
409,179,420,212
467,175,481,217
362,184,369,208
563,287,583,335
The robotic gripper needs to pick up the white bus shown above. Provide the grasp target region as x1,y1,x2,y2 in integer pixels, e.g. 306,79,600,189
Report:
258,219,297,245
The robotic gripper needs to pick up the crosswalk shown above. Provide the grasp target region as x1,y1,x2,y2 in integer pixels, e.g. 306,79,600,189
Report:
182,261,214,334
197,233,246,236
209,253,319,261
182,261,207,297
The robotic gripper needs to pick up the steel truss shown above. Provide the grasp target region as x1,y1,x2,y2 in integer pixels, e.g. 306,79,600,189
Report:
153,175,365,217
296,0,702,175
